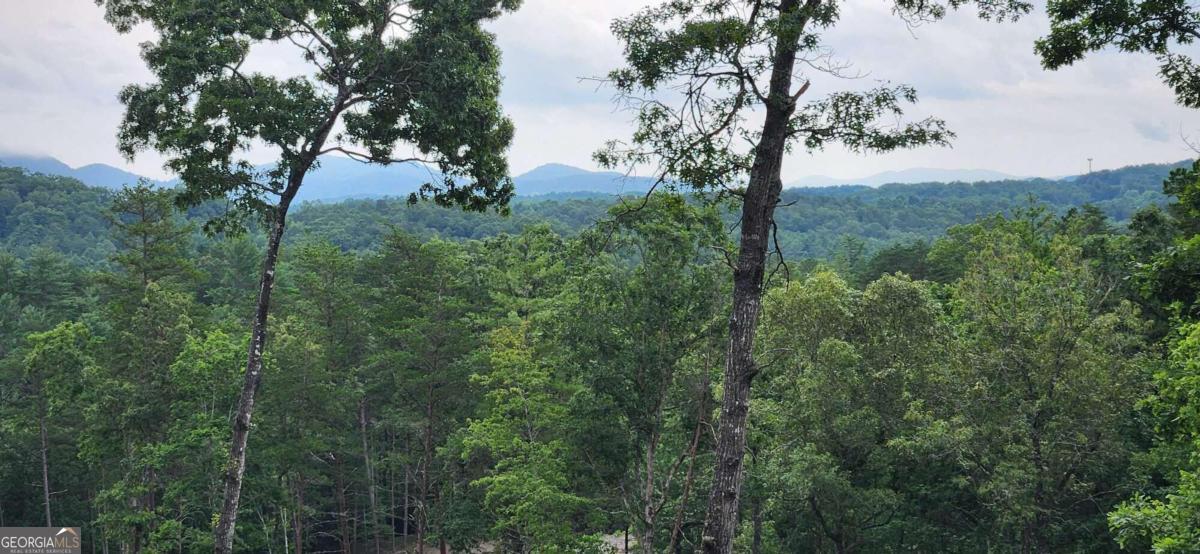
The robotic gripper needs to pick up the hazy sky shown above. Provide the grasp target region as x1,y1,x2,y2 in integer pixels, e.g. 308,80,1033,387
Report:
1,0,1198,182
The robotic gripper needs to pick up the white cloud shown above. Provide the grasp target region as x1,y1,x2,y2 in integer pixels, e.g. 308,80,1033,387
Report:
0,0,1196,182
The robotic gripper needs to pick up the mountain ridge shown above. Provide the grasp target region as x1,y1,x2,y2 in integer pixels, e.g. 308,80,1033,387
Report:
0,151,1184,200
0,152,162,189
788,167,1022,188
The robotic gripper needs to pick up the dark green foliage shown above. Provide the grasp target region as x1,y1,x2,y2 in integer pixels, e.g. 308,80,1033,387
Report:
1,159,1187,266
99,0,521,232
1,161,1197,552
0,167,113,261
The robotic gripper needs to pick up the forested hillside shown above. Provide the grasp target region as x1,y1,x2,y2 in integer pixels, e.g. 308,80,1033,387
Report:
1,160,1186,264
3,159,1200,552
12,0,1200,551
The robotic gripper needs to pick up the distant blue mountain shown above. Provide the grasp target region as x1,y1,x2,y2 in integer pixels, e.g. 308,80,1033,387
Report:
2,151,1088,201
514,164,657,196
0,152,660,199
289,156,439,202
0,152,155,189
516,163,595,182
789,168,1021,188
259,159,659,200
0,153,74,175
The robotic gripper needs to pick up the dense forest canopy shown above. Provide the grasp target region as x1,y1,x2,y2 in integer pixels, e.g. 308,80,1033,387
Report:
6,0,1200,549
1,159,1187,264
4,156,1200,551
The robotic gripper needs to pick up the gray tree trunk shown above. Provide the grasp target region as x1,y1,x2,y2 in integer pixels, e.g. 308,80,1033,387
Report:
699,1,809,551
212,85,349,552
39,408,52,527
213,201,291,554
359,400,380,554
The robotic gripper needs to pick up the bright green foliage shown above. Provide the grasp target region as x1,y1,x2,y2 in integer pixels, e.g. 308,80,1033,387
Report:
23,321,94,434
21,322,96,528
1110,322,1200,552
462,324,597,552
1111,471,1200,552
151,329,247,552
739,210,1155,552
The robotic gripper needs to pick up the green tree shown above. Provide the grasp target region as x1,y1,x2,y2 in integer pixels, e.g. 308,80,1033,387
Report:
96,0,523,550
272,241,368,554
1109,322,1200,552
18,248,84,322
105,183,195,293
748,271,955,552
79,183,198,553
22,322,94,527
935,222,1147,550
155,329,247,553
84,283,195,554
596,1,1026,548
462,323,597,552
253,314,352,554
366,233,488,552
560,194,727,552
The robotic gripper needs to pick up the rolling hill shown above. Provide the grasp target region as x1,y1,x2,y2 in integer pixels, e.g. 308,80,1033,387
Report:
0,152,154,189
0,152,1037,199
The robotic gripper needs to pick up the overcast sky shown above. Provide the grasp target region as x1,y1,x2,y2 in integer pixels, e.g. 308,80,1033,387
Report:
1,0,1198,182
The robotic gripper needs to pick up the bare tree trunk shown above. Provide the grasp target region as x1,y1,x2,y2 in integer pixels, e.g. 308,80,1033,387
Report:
403,463,410,539
389,431,397,553
640,429,659,554
360,400,381,554
418,384,434,553
700,1,807,551
292,480,304,554
213,193,294,554
213,79,351,552
281,507,288,554
668,375,709,553
39,408,52,527
335,456,351,554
